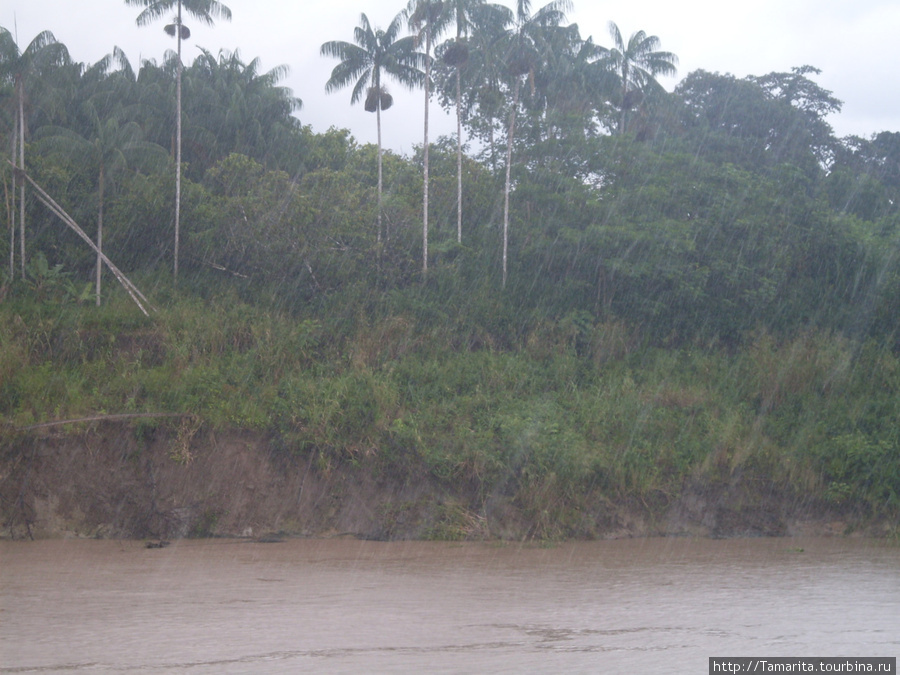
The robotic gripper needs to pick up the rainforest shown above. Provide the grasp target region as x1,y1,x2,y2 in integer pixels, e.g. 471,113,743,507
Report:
1,1,899,540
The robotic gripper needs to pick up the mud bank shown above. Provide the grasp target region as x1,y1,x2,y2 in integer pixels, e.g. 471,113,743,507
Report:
0,426,886,541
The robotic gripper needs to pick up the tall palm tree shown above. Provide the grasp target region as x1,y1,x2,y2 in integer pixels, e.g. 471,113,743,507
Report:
124,0,232,282
449,3,512,173
321,13,424,246
500,0,571,287
439,0,510,244
602,22,677,135
406,0,450,274
0,27,67,279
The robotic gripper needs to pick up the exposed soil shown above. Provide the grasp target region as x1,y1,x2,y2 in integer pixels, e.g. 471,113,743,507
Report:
0,425,887,541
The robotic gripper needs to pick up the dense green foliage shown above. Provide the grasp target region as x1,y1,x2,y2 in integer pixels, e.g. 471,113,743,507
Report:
2,9,900,531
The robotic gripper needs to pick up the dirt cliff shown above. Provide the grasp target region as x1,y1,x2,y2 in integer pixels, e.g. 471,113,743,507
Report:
0,424,880,541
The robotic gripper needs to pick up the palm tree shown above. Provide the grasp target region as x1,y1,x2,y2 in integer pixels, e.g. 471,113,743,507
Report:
500,0,571,287
0,27,68,279
439,0,509,244
1,36,15,279
124,0,232,282
35,100,166,305
448,3,512,173
406,0,451,274
321,13,424,246
602,22,677,135
189,48,301,167
530,27,604,143
84,47,139,122
131,54,179,161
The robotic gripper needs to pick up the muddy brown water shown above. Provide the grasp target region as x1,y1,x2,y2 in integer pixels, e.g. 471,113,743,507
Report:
1,537,898,673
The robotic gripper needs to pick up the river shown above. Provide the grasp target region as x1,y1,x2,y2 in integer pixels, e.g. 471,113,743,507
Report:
1,537,898,673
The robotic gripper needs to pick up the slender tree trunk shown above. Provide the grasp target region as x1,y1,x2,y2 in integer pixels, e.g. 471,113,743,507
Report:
96,165,104,306
489,120,496,174
422,29,431,276
502,77,520,289
174,0,183,282
17,78,26,280
9,109,16,279
376,95,383,245
456,66,462,243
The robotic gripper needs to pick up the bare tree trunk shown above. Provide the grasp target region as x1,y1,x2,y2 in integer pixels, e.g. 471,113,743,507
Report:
422,30,431,276
502,77,520,289
18,78,26,279
96,164,104,306
9,111,16,279
456,67,462,243
489,120,496,174
376,96,383,245
174,0,183,283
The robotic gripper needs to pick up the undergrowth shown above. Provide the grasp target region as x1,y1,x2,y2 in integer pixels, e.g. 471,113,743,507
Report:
2,287,898,527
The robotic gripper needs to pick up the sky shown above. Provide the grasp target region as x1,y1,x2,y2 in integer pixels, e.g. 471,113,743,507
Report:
3,0,900,155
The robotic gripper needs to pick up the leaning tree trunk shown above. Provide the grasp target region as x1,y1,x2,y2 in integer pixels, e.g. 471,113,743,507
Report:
502,76,520,289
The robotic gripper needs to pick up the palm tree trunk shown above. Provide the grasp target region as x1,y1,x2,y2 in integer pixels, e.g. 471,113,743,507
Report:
502,76,520,289
96,164,104,306
9,109,16,279
489,120,496,174
422,30,431,276
17,78,26,280
174,0,183,282
376,94,383,246
456,67,463,243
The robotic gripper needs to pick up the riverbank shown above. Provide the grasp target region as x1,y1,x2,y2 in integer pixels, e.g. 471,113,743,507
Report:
3,295,899,541
1,425,891,541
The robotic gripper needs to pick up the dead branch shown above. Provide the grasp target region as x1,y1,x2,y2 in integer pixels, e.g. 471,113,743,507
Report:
19,413,193,431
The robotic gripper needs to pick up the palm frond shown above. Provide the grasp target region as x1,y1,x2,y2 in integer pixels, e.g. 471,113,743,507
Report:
129,0,231,28
130,1,177,27
350,71,370,105
607,21,625,52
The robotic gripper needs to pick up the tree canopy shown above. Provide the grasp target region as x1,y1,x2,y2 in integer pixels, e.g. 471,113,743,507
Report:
0,8,897,350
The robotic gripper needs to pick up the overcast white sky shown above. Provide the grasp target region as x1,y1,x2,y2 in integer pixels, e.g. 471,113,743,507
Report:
3,0,899,155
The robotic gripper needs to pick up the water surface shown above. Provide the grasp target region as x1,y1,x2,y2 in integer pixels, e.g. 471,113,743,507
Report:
2,537,898,673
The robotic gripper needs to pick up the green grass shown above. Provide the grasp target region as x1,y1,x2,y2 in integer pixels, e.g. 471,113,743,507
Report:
2,286,898,525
